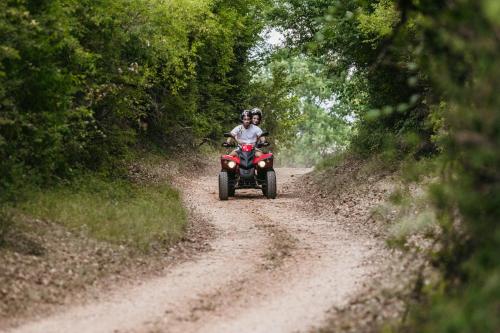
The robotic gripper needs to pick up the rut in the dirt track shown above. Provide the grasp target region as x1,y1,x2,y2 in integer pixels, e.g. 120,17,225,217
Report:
5,168,391,333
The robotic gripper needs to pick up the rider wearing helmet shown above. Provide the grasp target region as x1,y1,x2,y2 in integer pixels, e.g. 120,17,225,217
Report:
250,108,266,144
227,110,264,157
251,108,262,126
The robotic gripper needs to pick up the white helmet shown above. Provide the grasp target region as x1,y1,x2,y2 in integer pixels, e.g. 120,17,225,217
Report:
250,107,263,119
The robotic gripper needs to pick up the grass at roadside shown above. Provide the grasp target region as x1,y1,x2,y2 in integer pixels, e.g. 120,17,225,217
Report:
17,176,187,253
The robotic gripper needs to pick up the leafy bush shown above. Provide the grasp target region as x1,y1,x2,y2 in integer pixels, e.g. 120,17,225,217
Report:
0,0,267,198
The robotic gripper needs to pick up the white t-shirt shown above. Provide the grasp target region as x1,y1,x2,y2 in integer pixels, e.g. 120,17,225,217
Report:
230,124,263,144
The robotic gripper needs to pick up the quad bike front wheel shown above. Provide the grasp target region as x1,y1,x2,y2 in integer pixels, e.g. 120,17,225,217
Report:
228,173,235,196
265,170,277,199
219,171,229,200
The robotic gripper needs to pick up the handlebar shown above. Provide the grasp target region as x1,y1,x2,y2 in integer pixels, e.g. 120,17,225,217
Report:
222,142,270,148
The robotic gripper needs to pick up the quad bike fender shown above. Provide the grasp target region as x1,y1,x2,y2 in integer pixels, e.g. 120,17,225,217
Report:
253,153,273,169
221,155,240,170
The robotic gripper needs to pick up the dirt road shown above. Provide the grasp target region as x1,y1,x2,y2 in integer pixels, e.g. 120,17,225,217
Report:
5,168,391,333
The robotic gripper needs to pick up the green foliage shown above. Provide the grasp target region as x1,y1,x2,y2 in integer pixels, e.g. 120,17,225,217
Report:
273,0,500,331
248,53,351,166
399,1,500,331
19,175,187,252
0,0,268,199
247,55,301,146
357,0,399,43
271,0,434,159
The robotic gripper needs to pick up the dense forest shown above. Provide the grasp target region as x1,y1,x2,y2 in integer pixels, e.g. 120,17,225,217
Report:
1,0,499,331
0,0,268,194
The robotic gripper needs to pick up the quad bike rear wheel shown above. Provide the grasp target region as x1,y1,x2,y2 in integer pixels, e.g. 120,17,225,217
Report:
265,170,277,199
219,171,229,200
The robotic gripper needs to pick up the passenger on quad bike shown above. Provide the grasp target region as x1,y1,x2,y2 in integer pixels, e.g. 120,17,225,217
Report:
251,107,262,126
227,110,264,158
250,107,267,145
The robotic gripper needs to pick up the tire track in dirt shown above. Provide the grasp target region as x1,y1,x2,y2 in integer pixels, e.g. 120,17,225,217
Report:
180,172,383,333
146,213,301,333
146,168,387,333
5,168,391,333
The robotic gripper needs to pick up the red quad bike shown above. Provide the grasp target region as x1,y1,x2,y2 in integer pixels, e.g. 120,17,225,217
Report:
218,133,277,200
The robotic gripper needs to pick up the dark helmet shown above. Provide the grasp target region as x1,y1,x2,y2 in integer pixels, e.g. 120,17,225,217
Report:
250,107,263,119
240,109,251,121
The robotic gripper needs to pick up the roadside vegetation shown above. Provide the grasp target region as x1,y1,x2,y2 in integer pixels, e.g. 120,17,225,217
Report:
267,0,500,332
18,176,186,252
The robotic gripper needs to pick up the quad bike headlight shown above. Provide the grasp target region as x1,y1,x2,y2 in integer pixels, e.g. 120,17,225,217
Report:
258,160,266,168
227,161,236,169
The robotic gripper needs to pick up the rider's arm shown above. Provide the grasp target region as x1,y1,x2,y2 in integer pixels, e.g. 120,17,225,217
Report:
227,125,240,144
255,126,265,144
